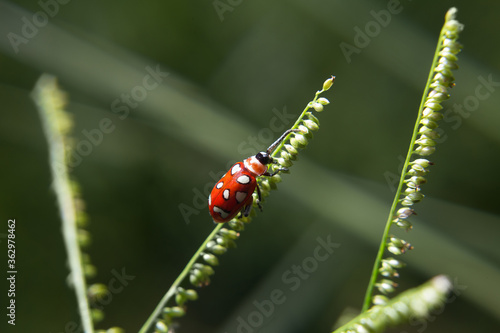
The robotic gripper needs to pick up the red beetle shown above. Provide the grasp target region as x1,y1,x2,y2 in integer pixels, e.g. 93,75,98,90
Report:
208,129,298,223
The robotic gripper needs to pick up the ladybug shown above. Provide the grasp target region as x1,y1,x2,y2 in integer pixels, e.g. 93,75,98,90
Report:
208,129,299,223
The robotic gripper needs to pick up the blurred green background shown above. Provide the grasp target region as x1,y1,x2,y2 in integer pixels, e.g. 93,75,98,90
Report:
1,0,499,332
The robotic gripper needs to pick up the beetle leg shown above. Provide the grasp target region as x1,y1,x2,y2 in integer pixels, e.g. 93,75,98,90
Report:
255,185,263,211
240,186,264,219
262,158,289,177
263,167,288,177
242,195,253,217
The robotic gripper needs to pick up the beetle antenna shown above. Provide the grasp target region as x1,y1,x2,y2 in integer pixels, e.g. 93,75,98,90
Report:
266,129,301,154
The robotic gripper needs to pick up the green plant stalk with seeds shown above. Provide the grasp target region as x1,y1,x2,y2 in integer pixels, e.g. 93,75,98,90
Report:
361,7,463,313
34,75,125,333
35,75,94,333
334,275,453,333
139,76,336,333
34,7,462,332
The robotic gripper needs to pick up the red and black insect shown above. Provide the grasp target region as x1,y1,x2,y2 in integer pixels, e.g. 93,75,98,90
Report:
208,129,298,223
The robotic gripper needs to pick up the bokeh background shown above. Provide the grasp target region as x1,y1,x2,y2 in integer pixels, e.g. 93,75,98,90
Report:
1,0,499,332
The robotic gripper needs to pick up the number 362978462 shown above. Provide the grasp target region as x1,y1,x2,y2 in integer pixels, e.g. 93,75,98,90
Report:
7,219,15,266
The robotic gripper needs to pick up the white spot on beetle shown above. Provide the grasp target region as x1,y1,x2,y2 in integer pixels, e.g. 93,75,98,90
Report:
235,191,247,203
231,163,241,175
236,175,251,184
216,181,223,189
213,206,229,219
223,189,230,200
208,194,211,206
